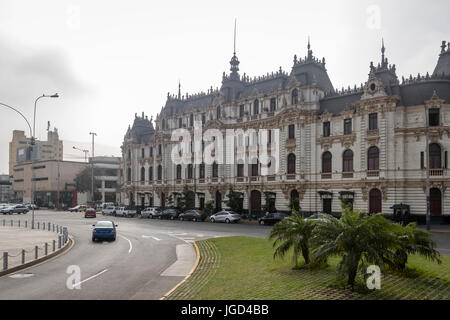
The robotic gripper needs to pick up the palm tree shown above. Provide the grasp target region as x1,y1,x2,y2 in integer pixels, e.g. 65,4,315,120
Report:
270,210,315,267
312,205,398,290
389,222,441,272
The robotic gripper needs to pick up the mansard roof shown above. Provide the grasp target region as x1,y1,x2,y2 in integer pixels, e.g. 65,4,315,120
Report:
433,41,450,76
125,112,155,144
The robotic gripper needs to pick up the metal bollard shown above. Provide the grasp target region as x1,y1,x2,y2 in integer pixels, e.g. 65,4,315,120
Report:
53,240,56,252
37,222,40,229
18,220,20,227
43,223,45,230
2,219,4,226
22,249,25,265
52,224,55,232
10,220,13,227
58,236,62,249
3,252,7,271
35,246,38,260
48,222,50,231
45,243,48,256
25,220,27,228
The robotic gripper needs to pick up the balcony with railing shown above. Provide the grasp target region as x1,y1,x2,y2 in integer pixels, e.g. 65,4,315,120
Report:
342,172,354,179
429,169,444,177
321,172,332,179
367,170,380,177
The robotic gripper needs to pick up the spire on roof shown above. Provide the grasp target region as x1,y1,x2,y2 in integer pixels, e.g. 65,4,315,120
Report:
228,18,240,80
307,36,313,60
441,41,447,54
178,80,181,100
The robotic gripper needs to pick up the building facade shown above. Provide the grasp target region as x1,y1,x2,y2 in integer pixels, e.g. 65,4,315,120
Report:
9,127,63,177
121,40,450,219
13,160,86,207
90,156,121,203
0,174,13,203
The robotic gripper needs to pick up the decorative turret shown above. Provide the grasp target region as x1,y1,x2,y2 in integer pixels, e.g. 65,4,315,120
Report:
367,39,399,89
433,40,450,77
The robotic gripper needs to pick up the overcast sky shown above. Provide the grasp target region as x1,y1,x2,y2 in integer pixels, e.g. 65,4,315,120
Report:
0,0,448,174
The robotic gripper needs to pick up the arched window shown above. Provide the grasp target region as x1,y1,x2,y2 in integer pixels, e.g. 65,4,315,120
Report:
429,143,442,169
187,164,193,179
149,166,153,181
343,150,354,172
157,165,162,180
141,167,145,182
253,99,259,115
292,89,299,105
368,146,379,171
287,153,296,174
322,151,332,173
176,164,182,180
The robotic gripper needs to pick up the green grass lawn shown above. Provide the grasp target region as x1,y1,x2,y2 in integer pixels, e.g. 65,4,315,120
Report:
169,236,450,300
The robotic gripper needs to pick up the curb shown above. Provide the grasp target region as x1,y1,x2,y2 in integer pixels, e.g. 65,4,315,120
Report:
160,241,200,300
429,230,450,235
0,235,75,278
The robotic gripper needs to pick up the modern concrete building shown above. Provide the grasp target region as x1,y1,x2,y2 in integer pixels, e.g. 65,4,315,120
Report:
90,156,121,203
9,127,63,177
12,160,86,207
0,174,13,203
120,39,450,221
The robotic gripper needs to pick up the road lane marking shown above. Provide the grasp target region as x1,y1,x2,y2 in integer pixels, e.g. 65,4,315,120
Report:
142,235,161,241
70,269,108,289
119,235,133,253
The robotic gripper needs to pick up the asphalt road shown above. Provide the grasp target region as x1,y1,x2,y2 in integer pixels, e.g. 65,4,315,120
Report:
0,210,449,300
0,210,270,300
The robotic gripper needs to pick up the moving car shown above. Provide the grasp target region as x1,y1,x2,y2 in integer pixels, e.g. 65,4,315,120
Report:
84,208,97,218
179,210,206,222
210,211,241,224
159,208,180,220
92,220,117,242
258,212,289,225
69,205,86,212
102,206,116,216
141,207,161,219
115,206,137,217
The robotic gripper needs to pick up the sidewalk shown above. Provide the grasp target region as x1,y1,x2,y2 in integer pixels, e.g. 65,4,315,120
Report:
0,227,60,270
419,225,450,234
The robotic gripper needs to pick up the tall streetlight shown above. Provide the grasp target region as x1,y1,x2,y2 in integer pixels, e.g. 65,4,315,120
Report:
73,146,89,162
425,106,431,231
31,94,59,228
89,132,97,204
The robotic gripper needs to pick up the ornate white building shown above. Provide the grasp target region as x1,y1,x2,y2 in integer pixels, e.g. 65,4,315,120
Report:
121,40,450,221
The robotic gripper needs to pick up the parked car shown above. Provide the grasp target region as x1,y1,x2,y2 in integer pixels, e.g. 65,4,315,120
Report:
69,205,86,212
258,212,289,225
92,220,117,242
84,208,97,218
210,211,241,224
115,206,137,217
1,205,16,215
25,203,39,210
102,206,116,216
159,208,180,220
141,207,161,219
179,210,206,222
13,204,29,214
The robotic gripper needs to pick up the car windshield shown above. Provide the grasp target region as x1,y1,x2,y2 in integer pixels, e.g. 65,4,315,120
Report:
95,221,113,227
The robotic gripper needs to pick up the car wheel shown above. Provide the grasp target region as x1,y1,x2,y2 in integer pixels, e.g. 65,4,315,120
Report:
193,217,197,222
180,217,184,221
260,220,265,225
210,218,215,223
170,216,174,220
225,218,230,224
92,237,96,242
158,216,162,219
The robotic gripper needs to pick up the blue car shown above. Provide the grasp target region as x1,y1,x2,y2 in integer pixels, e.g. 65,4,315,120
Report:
92,221,117,242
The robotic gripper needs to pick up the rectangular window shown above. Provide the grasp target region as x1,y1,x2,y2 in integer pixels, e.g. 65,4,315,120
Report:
268,130,272,143
237,164,244,177
369,113,378,130
288,124,295,140
239,105,244,118
429,108,440,127
158,144,162,155
141,148,145,158
270,98,276,112
323,121,330,137
344,119,352,135
149,147,153,157
201,113,206,125
421,152,425,169
179,118,183,128
445,151,448,169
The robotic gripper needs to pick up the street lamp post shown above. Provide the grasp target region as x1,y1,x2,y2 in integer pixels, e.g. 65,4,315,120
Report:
89,132,97,204
425,106,431,231
73,146,89,163
31,94,59,228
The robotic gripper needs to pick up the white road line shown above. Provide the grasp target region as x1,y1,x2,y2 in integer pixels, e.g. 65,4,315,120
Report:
71,269,108,289
142,235,161,241
167,233,190,244
119,235,133,253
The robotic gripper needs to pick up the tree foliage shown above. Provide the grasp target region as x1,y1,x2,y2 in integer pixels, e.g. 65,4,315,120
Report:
224,187,244,213
74,167,92,193
263,192,277,213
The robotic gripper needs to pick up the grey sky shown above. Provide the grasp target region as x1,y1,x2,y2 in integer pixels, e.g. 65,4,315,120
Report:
0,0,448,173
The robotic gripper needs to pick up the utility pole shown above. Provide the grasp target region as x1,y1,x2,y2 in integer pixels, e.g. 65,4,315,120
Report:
89,132,97,204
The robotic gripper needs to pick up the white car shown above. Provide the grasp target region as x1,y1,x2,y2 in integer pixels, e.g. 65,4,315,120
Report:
141,207,161,219
115,206,136,217
69,205,86,212
102,206,116,215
